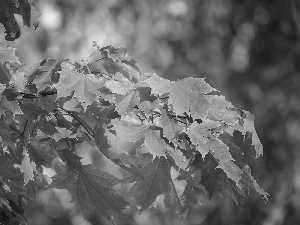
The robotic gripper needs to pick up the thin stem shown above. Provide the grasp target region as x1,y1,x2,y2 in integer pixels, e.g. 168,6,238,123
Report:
151,110,188,125
30,114,46,137
57,106,93,137
90,57,107,66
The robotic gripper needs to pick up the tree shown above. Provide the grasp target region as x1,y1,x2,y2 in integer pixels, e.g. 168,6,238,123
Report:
0,1,267,224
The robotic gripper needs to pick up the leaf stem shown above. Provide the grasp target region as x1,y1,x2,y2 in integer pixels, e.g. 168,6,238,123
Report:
57,106,93,137
30,114,46,137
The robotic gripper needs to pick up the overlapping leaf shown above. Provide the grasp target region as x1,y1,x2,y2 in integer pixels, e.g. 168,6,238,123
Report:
128,157,182,212
144,74,216,119
51,165,131,222
0,0,39,41
54,62,105,110
0,43,20,66
20,149,36,185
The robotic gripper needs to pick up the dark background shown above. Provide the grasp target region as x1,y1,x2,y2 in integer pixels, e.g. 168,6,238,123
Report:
1,0,300,224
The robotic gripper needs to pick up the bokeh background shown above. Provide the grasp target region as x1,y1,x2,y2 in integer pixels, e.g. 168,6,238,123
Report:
1,0,300,224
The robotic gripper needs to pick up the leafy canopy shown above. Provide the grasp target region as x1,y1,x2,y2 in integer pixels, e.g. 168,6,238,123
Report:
0,2,268,224
0,42,268,224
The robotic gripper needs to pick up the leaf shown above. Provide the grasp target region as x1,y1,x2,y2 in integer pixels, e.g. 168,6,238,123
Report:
143,73,171,96
10,64,27,93
158,109,182,141
0,43,20,66
205,95,240,125
0,0,39,41
240,166,269,201
0,122,16,152
57,149,82,171
105,74,134,95
0,0,20,40
0,83,6,95
20,149,37,185
83,102,114,128
20,102,46,121
28,59,61,91
242,111,263,158
18,0,39,29
111,118,150,143
186,121,242,184
1,96,22,115
52,127,75,141
50,165,131,222
143,130,168,157
93,124,144,179
194,153,243,202
27,138,57,168
54,62,105,111
168,78,216,119
115,90,140,115
144,75,216,119
129,157,181,212
0,154,19,180
167,169,202,216
186,121,222,158
38,95,57,111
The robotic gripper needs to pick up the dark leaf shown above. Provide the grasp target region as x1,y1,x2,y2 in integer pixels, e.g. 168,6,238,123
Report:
50,165,132,222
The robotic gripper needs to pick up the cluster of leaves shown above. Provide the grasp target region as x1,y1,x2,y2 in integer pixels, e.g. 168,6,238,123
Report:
0,41,268,224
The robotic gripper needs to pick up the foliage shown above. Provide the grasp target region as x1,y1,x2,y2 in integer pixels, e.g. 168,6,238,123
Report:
0,1,268,224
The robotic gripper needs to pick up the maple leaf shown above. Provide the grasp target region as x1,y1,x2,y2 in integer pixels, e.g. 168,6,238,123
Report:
52,127,75,141
57,149,83,171
28,135,60,167
105,74,134,95
186,121,242,184
0,83,6,95
20,149,37,185
54,62,105,111
10,67,27,93
193,153,244,204
0,154,20,180
20,102,46,121
240,166,269,201
38,95,57,111
0,122,16,153
167,168,202,216
158,109,184,142
83,103,110,129
28,59,61,91
108,46,140,72
143,129,169,157
206,95,240,125
115,90,140,115
128,157,182,212
50,165,131,222
141,129,188,166
144,74,216,119
93,124,144,179
0,0,39,41
186,120,223,158
0,96,22,115
143,73,171,96
0,43,20,66
242,111,263,158
111,118,150,143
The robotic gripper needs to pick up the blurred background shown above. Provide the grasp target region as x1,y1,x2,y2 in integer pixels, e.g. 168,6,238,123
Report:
1,0,300,224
